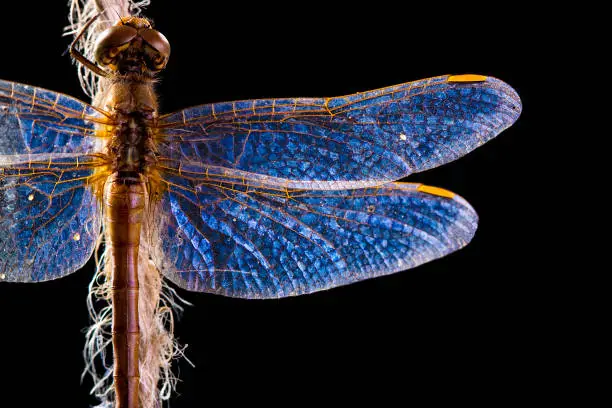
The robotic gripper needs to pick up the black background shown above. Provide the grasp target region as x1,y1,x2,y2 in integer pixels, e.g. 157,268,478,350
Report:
0,2,557,407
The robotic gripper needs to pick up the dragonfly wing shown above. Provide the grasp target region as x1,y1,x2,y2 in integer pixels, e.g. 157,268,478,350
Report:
0,79,103,162
145,175,477,299
158,75,520,189
0,80,103,282
0,168,101,282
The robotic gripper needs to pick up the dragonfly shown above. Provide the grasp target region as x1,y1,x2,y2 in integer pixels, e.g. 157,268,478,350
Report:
0,3,521,408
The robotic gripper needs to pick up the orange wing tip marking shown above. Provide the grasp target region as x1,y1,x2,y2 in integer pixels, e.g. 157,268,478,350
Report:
448,74,488,83
417,185,455,199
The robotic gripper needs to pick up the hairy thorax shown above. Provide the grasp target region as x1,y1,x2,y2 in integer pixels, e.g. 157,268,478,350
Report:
101,78,158,178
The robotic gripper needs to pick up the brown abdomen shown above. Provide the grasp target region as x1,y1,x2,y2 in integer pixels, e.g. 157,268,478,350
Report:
104,174,145,408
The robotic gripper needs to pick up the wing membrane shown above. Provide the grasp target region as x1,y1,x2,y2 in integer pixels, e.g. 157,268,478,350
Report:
0,80,104,282
0,167,101,282
157,75,521,189
0,79,104,165
145,175,477,299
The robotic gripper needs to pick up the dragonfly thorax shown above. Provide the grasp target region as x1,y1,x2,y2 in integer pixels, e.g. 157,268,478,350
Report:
98,78,159,178
107,113,156,176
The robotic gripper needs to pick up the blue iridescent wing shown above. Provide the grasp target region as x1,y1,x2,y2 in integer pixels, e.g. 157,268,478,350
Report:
0,80,103,282
157,75,521,189
146,178,477,299
0,168,101,282
0,79,104,162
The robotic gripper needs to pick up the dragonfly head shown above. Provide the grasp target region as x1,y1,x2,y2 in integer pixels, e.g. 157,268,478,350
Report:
94,17,170,76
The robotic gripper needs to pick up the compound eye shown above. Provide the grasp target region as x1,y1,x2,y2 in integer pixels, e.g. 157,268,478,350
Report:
139,28,171,60
142,46,168,71
94,25,138,65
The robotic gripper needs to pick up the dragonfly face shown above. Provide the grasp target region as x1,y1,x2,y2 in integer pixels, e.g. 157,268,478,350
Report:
95,17,170,76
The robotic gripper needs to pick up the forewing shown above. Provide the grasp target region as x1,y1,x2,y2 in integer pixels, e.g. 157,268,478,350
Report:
0,79,103,166
145,177,477,299
0,167,101,282
157,75,521,189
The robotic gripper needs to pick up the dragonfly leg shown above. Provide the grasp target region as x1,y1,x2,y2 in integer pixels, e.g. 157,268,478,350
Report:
69,12,109,78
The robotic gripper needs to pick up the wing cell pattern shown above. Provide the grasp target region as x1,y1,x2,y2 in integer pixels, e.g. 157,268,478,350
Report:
0,80,103,282
0,79,102,164
148,177,477,299
158,75,521,188
0,168,100,282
